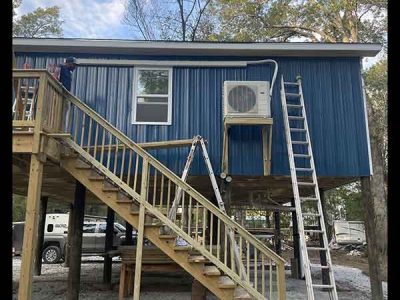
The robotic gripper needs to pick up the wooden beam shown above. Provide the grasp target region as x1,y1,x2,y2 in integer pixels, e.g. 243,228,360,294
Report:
133,158,149,300
67,181,86,300
18,154,44,300
221,124,229,174
34,196,48,276
13,120,35,128
224,117,273,125
82,138,194,153
13,134,33,153
63,204,74,268
103,206,115,284
274,211,282,256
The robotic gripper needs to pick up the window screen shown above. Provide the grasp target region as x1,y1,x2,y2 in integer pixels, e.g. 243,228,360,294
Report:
133,68,172,124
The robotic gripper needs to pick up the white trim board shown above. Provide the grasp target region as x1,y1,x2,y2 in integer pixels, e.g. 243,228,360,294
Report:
77,59,248,67
13,38,382,57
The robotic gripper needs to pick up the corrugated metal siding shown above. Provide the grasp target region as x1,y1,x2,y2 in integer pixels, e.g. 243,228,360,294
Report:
15,53,370,176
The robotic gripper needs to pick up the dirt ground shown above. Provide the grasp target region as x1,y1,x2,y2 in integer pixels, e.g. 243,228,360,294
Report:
12,251,388,300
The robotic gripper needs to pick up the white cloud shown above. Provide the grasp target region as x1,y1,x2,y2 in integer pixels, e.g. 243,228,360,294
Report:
16,0,135,39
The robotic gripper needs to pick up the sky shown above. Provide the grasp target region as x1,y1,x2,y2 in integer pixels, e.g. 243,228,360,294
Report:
15,0,384,69
15,0,138,39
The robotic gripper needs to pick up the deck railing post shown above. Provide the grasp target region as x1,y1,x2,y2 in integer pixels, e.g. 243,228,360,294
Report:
32,73,47,154
133,158,149,300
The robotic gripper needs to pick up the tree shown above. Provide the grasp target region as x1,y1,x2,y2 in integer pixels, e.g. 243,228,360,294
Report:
123,0,212,41
363,59,388,181
13,3,63,38
212,0,387,43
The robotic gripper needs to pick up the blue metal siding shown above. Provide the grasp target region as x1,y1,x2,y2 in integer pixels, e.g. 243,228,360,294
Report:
15,53,370,177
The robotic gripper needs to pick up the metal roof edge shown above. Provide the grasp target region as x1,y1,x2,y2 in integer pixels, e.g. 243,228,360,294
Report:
12,38,382,57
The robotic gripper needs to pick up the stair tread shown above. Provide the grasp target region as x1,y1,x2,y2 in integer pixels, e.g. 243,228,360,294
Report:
287,104,303,108
159,234,176,240
218,276,236,289
75,160,92,169
188,255,207,263
203,266,221,276
174,245,192,251
234,287,251,299
88,170,104,180
304,229,324,233
144,222,164,227
102,181,119,191
284,82,299,86
288,116,304,119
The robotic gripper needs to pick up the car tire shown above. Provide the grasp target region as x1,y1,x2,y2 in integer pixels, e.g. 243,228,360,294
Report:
42,245,61,264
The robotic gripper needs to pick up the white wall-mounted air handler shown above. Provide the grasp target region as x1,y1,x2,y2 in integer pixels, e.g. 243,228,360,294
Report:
223,81,271,118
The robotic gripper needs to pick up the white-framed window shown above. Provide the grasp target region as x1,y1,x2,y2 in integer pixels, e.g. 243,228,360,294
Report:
132,67,173,125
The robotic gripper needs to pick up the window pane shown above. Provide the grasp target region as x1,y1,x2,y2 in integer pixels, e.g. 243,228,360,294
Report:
137,96,168,103
138,70,169,95
136,103,168,122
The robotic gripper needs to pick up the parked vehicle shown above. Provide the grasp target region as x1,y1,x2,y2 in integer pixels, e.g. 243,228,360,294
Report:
13,213,137,264
333,220,366,245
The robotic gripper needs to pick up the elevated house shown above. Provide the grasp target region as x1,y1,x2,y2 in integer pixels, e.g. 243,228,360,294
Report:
12,38,380,300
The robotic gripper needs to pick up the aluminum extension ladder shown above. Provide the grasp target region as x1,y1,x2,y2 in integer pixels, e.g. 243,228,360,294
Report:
167,135,247,280
280,75,338,300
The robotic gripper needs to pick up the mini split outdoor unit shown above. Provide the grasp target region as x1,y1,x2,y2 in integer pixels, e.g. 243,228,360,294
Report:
223,81,271,118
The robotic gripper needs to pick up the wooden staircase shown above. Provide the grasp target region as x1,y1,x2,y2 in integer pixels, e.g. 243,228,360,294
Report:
13,70,286,300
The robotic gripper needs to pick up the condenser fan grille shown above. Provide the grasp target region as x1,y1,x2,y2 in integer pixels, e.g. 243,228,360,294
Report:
228,85,257,113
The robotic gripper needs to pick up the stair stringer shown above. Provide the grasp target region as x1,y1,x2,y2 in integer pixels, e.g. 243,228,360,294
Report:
61,156,236,300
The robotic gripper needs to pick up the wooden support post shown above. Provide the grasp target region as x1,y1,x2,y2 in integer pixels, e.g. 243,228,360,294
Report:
291,198,302,279
67,181,86,300
191,279,206,300
125,222,133,245
274,211,282,256
133,159,149,300
18,154,44,300
318,189,329,285
361,176,385,300
103,206,115,285
63,203,74,267
34,196,48,276
221,124,229,174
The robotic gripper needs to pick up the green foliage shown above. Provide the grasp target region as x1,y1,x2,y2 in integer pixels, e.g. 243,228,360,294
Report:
211,0,387,43
325,181,364,221
13,5,63,38
12,0,22,18
363,59,388,179
13,194,27,222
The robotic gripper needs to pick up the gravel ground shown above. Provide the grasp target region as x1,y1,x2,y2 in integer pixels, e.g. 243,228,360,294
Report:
12,256,387,299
